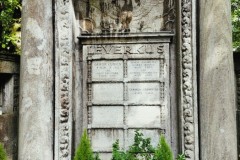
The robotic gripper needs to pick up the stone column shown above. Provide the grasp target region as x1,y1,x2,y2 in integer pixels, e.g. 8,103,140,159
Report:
19,0,53,159
200,0,238,159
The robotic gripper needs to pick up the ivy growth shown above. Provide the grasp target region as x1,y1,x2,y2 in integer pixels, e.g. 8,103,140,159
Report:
0,0,21,53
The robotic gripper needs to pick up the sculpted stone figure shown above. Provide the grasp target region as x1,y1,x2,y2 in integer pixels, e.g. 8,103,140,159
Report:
119,0,142,32
119,0,133,32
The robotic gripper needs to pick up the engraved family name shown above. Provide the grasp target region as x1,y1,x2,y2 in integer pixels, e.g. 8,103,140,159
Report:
87,44,164,55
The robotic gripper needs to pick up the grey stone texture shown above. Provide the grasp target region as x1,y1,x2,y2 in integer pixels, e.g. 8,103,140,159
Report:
18,0,54,159
200,0,238,159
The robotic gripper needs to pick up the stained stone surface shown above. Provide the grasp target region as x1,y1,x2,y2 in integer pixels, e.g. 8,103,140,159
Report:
0,54,20,74
91,129,124,152
127,106,161,128
91,106,124,127
79,0,175,33
19,0,54,159
92,83,124,103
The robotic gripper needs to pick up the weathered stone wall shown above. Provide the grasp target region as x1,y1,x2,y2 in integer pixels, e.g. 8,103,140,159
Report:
200,0,238,159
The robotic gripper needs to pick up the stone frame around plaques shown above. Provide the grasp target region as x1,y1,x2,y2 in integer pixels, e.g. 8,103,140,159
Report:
54,0,198,159
80,33,173,159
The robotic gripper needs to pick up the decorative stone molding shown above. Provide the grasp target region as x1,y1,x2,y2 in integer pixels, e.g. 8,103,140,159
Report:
181,0,198,159
55,0,73,159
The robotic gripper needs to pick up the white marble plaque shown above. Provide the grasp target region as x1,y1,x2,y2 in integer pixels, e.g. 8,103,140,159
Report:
92,83,123,103
92,106,124,127
92,61,123,81
127,60,160,80
128,83,160,104
91,129,124,152
127,106,161,128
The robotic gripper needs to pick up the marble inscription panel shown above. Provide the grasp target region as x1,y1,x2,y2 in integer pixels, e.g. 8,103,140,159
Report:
91,129,124,152
92,61,123,81
127,60,160,80
82,39,171,157
92,83,123,103
127,83,160,104
127,106,161,128
91,106,124,127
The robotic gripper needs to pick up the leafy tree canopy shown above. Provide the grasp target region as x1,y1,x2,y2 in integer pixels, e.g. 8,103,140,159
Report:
232,0,240,51
0,0,21,54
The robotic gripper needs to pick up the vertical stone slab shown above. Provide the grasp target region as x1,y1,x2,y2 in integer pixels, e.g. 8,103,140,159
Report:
200,0,238,159
19,0,53,159
54,0,74,159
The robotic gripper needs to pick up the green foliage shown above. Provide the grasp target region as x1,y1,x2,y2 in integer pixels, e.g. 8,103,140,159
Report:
176,154,186,160
232,0,240,51
112,130,155,160
74,130,100,160
0,0,21,53
0,143,7,160
127,130,155,159
112,140,128,160
75,130,185,160
94,153,101,160
112,130,182,160
153,135,173,160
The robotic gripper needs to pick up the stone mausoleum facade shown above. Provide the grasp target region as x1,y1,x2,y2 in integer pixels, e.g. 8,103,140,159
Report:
11,0,238,160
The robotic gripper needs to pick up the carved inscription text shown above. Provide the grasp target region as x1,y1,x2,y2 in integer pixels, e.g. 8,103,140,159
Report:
87,44,164,55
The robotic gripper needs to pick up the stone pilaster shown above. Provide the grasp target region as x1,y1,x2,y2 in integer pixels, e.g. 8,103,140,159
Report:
200,0,238,159
18,0,54,159
54,0,74,159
